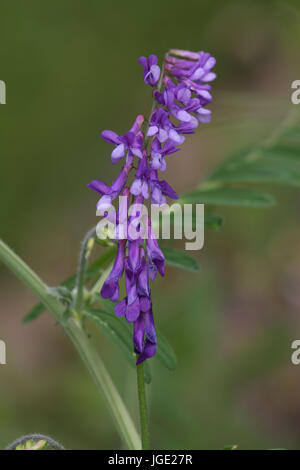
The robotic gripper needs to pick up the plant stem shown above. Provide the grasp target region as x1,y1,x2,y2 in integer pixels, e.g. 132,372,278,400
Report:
75,226,97,314
0,238,141,450
136,362,150,450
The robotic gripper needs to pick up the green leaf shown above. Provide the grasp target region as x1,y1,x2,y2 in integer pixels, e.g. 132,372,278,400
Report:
181,188,276,207
281,127,300,144
84,308,135,364
208,146,300,187
162,246,200,272
22,302,46,324
156,331,177,371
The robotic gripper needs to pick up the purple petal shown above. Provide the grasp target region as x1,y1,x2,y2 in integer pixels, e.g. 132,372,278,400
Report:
159,180,178,200
168,129,185,144
114,299,126,317
87,179,111,195
96,195,113,212
147,126,158,137
130,178,142,196
149,64,160,84
101,130,121,145
126,297,140,322
133,315,145,353
111,143,125,163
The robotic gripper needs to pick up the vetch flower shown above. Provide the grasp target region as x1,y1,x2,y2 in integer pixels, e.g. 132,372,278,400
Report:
100,240,126,301
87,162,132,211
138,55,161,87
148,169,178,206
101,115,144,164
146,220,165,281
130,154,149,199
147,108,185,145
133,308,157,364
150,137,179,172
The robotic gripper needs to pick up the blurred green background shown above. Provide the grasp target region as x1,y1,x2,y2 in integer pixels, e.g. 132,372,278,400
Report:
1,0,300,450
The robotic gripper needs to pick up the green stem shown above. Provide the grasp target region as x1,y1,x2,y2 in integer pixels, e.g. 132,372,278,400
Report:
75,226,97,314
0,239,141,450
136,362,150,450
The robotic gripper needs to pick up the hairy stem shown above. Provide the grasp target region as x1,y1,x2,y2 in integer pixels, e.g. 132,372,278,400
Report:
136,362,150,450
0,239,141,450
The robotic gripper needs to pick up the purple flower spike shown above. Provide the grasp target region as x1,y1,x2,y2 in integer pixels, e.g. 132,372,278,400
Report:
138,55,161,87
89,48,216,363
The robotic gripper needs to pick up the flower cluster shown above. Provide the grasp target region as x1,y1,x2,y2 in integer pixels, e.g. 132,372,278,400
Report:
88,49,216,364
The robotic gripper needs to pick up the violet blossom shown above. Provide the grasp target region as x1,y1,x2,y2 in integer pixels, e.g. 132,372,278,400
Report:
88,49,215,364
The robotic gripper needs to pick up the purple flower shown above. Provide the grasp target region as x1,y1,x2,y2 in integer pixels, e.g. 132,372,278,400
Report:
101,115,144,164
146,220,165,281
133,308,157,365
100,240,126,301
155,88,193,123
114,258,140,322
137,247,151,298
130,154,149,199
148,169,178,206
150,138,179,172
166,51,216,83
147,108,184,145
87,162,132,211
138,55,161,87
161,78,211,125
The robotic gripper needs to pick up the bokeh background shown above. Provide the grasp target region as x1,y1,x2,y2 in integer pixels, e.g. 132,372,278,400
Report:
1,0,300,450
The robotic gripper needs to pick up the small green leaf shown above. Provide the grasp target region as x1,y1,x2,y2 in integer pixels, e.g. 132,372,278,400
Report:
22,303,46,324
204,214,224,229
163,246,200,272
181,188,276,207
